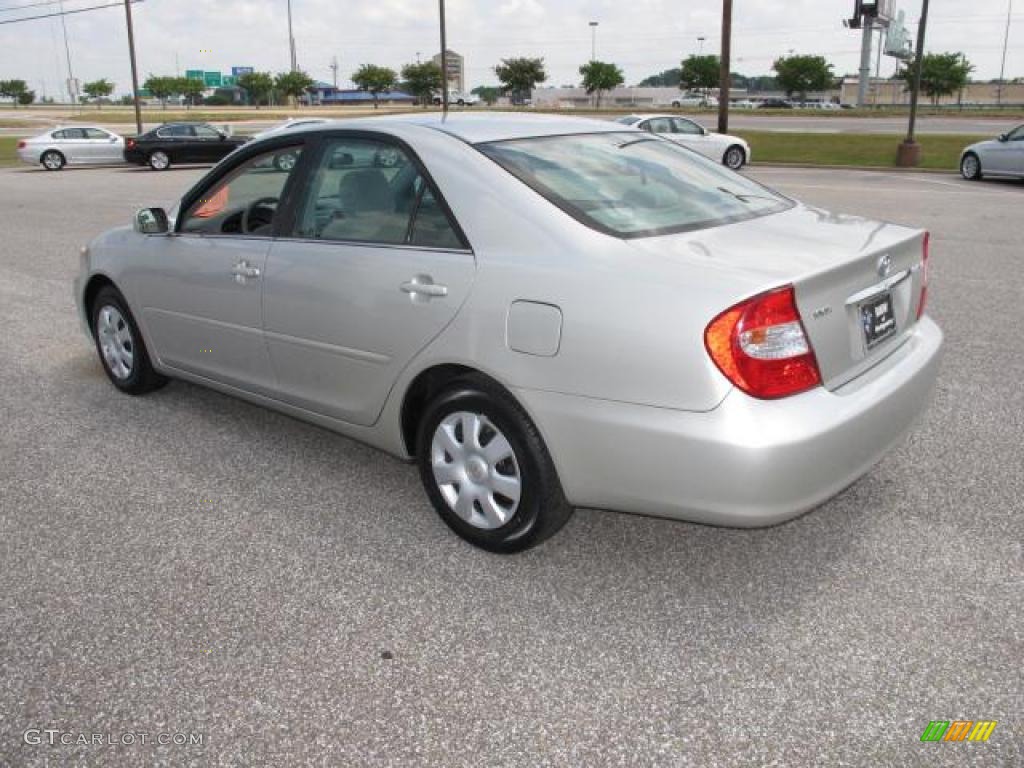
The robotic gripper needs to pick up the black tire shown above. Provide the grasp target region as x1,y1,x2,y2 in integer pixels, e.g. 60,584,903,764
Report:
273,151,298,172
415,376,573,553
41,150,65,171
148,150,171,171
723,145,746,170
90,286,167,395
960,152,982,180
456,98,465,106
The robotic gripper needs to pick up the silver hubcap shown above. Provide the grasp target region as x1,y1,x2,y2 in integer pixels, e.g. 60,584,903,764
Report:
151,152,168,169
726,149,743,168
96,305,134,380
43,153,61,169
963,156,979,178
431,411,522,530
277,153,296,170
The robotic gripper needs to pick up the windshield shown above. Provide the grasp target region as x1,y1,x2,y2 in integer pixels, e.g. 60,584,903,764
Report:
616,116,641,125
478,132,791,238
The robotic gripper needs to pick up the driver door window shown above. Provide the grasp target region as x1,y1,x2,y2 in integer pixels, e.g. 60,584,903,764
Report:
179,146,303,237
672,118,703,135
644,118,673,134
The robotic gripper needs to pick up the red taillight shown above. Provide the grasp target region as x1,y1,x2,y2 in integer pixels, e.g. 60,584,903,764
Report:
126,138,136,149
916,231,930,319
704,285,822,399
17,140,26,149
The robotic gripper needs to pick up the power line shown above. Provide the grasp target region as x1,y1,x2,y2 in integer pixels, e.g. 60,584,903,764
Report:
0,0,140,24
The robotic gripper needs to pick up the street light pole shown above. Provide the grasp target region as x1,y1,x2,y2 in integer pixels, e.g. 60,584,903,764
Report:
589,21,598,61
123,0,142,134
286,0,297,71
697,36,706,55
439,0,448,112
997,0,1013,106
897,0,930,166
718,0,732,134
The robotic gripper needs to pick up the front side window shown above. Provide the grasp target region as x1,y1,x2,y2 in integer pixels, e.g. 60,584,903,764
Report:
178,146,303,236
479,132,791,238
1006,125,1024,141
159,125,193,138
672,118,703,135
292,137,464,248
644,118,673,134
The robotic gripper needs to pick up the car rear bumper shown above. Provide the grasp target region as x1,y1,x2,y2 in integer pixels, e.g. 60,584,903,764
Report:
123,148,147,164
516,316,943,526
17,148,38,165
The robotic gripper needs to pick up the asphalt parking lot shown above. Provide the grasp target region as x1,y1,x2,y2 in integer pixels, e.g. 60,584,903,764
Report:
1,162,1021,767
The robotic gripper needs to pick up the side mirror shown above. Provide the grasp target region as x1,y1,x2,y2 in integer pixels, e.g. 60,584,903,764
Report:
998,133,1008,142
134,207,169,234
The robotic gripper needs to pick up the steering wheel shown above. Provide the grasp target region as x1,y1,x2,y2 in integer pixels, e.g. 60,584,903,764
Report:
241,196,279,234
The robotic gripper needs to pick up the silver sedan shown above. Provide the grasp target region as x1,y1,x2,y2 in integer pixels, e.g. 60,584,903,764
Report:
17,126,125,170
960,124,1024,180
74,114,943,552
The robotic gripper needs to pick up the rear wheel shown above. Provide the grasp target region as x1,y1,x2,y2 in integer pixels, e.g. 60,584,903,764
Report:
91,286,167,394
273,151,297,172
148,150,170,171
416,376,573,553
960,152,982,180
724,145,746,170
41,150,65,171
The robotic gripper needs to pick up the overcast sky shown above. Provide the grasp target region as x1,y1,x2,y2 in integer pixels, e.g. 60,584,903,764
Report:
0,0,1020,100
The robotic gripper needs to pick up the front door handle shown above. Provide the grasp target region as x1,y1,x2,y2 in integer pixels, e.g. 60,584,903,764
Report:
232,260,261,282
401,275,448,299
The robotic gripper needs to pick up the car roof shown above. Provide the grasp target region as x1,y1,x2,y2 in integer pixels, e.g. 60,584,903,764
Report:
622,114,692,120
278,112,631,145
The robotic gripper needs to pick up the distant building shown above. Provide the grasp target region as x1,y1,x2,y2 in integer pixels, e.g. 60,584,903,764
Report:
841,77,1024,106
432,50,464,93
306,81,416,106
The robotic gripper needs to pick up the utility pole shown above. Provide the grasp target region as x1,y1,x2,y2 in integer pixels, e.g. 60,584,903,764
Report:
897,0,930,166
997,0,1013,106
589,21,598,61
858,16,873,106
439,0,448,112
286,0,297,71
718,0,732,134
123,0,143,134
57,0,76,108
698,36,706,55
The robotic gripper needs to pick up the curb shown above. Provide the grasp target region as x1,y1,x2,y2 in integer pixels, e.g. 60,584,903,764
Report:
750,162,956,175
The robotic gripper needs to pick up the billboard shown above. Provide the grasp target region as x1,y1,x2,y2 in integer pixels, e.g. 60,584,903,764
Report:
203,71,222,87
884,10,914,59
231,66,253,77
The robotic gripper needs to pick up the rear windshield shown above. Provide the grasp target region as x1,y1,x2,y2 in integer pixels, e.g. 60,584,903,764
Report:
478,132,791,238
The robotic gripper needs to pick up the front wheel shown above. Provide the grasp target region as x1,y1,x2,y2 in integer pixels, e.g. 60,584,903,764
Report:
41,150,65,171
148,150,170,171
960,152,982,180
91,286,167,394
416,377,573,553
724,145,746,170
273,151,297,172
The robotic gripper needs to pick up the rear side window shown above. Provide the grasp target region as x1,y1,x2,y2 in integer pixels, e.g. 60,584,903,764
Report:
83,128,110,139
55,128,86,139
159,125,193,138
479,131,791,238
292,137,465,249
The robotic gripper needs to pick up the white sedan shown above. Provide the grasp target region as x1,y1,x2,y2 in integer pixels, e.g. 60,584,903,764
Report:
17,126,125,170
617,114,751,170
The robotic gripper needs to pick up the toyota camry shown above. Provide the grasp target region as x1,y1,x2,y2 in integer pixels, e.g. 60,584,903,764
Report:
74,113,943,552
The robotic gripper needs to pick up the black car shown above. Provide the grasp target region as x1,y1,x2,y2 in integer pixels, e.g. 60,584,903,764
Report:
757,98,794,109
124,122,247,171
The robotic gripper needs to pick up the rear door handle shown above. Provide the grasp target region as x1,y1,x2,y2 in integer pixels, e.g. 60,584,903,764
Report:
401,275,448,299
232,260,261,281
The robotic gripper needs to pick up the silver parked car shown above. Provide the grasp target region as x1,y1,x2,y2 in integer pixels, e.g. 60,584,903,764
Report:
960,124,1024,179
616,113,751,169
74,114,943,552
17,126,125,170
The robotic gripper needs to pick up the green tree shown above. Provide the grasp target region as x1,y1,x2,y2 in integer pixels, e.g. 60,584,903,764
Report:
471,85,500,105
352,64,397,108
901,52,974,105
236,71,274,107
143,75,178,109
275,70,315,106
0,79,30,108
680,55,720,92
494,57,547,103
178,76,205,108
579,60,624,107
638,68,681,87
17,89,35,106
400,61,443,106
82,78,114,108
772,55,835,102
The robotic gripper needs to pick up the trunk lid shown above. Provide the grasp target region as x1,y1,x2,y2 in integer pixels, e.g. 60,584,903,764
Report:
629,203,927,390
